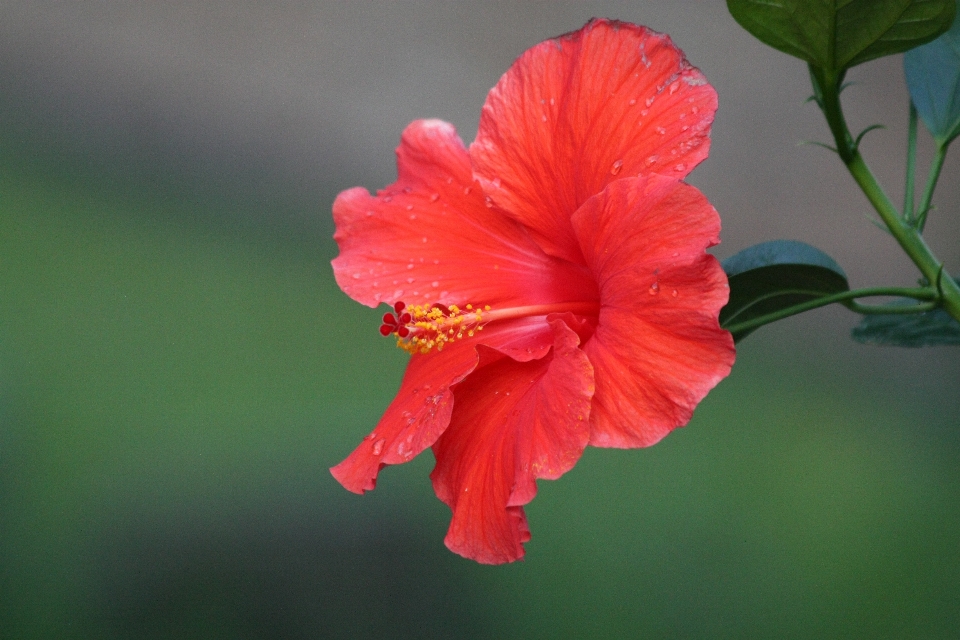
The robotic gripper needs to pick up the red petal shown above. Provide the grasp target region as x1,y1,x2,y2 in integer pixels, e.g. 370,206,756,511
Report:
572,175,735,447
471,19,717,263
332,119,595,310
330,317,558,494
430,318,594,564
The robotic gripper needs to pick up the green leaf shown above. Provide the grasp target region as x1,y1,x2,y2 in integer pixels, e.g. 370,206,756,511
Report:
852,304,960,346
728,0,956,73
904,0,960,145
720,240,850,342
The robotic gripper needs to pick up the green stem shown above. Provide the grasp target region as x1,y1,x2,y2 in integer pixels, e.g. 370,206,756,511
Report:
916,143,948,232
722,286,938,337
843,300,939,315
809,64,960,323
810,65,855,162
904,102,917,222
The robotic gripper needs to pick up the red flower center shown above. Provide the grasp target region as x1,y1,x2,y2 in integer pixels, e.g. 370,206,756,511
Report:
380,300,600,354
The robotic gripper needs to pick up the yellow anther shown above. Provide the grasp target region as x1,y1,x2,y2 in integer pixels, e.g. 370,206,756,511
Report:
388,301,495,355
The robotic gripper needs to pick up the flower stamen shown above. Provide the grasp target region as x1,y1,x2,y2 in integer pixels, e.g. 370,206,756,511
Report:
380,300,599,354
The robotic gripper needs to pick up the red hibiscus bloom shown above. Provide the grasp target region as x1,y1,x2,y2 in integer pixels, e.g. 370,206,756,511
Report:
330,19,735,564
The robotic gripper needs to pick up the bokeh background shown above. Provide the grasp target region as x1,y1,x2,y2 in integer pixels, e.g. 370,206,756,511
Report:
2,2,959,638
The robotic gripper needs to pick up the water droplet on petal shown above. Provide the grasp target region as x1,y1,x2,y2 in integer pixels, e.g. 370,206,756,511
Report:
406,263,414,270
669,80,680,94
645,155,659,166
421,237,428,243
485,196,494,208
352,273,361,279
671,289,678,297
549,97,555,105
432,281,439,288
640,109,648,117
648,282,660,295
372,439,385,455
691,106,700,114
628,98,637,106
491,177,501,188
403,187,413,194
430,193,440,202
656,127,667,135
610,160,623,175
463,186,471,195
365,210,374,217
407,277,414,284
672,252,680,257
674,163,686,172
541,114,548,122
406,204,413,211
645,96,655,107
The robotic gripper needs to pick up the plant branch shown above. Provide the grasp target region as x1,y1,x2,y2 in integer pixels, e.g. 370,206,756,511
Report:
808,64,960,323
916,143,948,232
721,286,938,336
904,102,917,221
842,300,938,315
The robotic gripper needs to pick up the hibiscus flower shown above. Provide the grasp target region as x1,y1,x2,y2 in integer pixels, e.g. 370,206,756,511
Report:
330,19,735,564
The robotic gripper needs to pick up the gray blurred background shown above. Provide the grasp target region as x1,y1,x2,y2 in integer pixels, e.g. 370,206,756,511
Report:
1,2,959,638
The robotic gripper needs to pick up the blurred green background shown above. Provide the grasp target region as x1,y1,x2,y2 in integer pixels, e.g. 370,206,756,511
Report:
2,2,959,638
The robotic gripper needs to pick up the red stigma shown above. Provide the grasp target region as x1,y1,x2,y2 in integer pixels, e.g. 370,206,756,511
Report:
381,300,413,339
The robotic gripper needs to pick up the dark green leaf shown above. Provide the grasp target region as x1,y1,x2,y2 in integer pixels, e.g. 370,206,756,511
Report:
721,240,849,342
728,0,956,72
852,305,960,346
904,0,960,145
